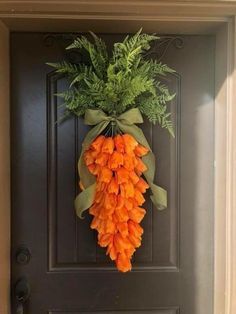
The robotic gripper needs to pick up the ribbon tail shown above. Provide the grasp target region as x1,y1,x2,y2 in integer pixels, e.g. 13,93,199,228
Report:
78,120,110,188
74,182,96,219
149,182,167,210
143,152,167,210
118,120,167,210
75,120,110,219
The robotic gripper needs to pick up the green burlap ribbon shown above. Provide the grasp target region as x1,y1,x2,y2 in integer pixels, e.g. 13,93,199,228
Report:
75,108,167,218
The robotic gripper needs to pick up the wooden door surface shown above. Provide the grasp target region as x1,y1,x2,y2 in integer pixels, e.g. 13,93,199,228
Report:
11,33,215,314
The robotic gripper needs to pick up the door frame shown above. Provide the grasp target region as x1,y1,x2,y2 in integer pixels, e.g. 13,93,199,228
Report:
0,1,235,313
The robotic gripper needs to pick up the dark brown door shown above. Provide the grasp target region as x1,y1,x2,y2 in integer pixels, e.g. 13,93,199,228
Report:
11,33,215,314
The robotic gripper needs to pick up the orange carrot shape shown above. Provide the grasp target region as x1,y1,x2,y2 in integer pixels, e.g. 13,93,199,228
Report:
83,134,149,272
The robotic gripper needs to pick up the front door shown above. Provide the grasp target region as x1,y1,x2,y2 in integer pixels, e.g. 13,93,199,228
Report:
11,33,215,314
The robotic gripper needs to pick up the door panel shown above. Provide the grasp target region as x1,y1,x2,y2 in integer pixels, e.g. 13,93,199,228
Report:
11,33,215,314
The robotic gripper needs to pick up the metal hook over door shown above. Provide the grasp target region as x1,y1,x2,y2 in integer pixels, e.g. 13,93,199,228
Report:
14,278,30,314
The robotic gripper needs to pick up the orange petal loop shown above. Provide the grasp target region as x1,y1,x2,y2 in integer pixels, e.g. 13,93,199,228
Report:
91,135,105,152
83,133,150,272
134,144,149,157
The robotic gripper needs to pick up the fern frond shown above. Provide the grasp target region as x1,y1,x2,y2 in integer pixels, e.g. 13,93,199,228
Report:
147,60,175,76
122,29,158,53
47,61,78,75
66,35,107,79
112,30,158,73
69,64,93,86
89,31,108,66
138,95,175,137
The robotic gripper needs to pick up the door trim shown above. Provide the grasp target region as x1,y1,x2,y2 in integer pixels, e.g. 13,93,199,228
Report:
0,3,235,313
0,19,10,314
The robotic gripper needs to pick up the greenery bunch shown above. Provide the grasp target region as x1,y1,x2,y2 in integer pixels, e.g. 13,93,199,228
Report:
48,29,175,136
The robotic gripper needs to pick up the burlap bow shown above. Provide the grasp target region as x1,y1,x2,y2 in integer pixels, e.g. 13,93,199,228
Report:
75,108,167,218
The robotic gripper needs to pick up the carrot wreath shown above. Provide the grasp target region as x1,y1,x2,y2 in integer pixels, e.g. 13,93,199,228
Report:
48,30,175,272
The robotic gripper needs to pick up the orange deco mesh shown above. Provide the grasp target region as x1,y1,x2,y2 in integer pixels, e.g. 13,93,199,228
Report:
83,134,150,272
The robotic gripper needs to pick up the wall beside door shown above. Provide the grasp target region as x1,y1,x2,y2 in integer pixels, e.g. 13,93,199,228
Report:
0,20,10,314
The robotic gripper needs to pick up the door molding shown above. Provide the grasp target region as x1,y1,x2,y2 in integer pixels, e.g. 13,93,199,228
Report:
0,19,10,314
0,0,236,18
0,2,235,313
